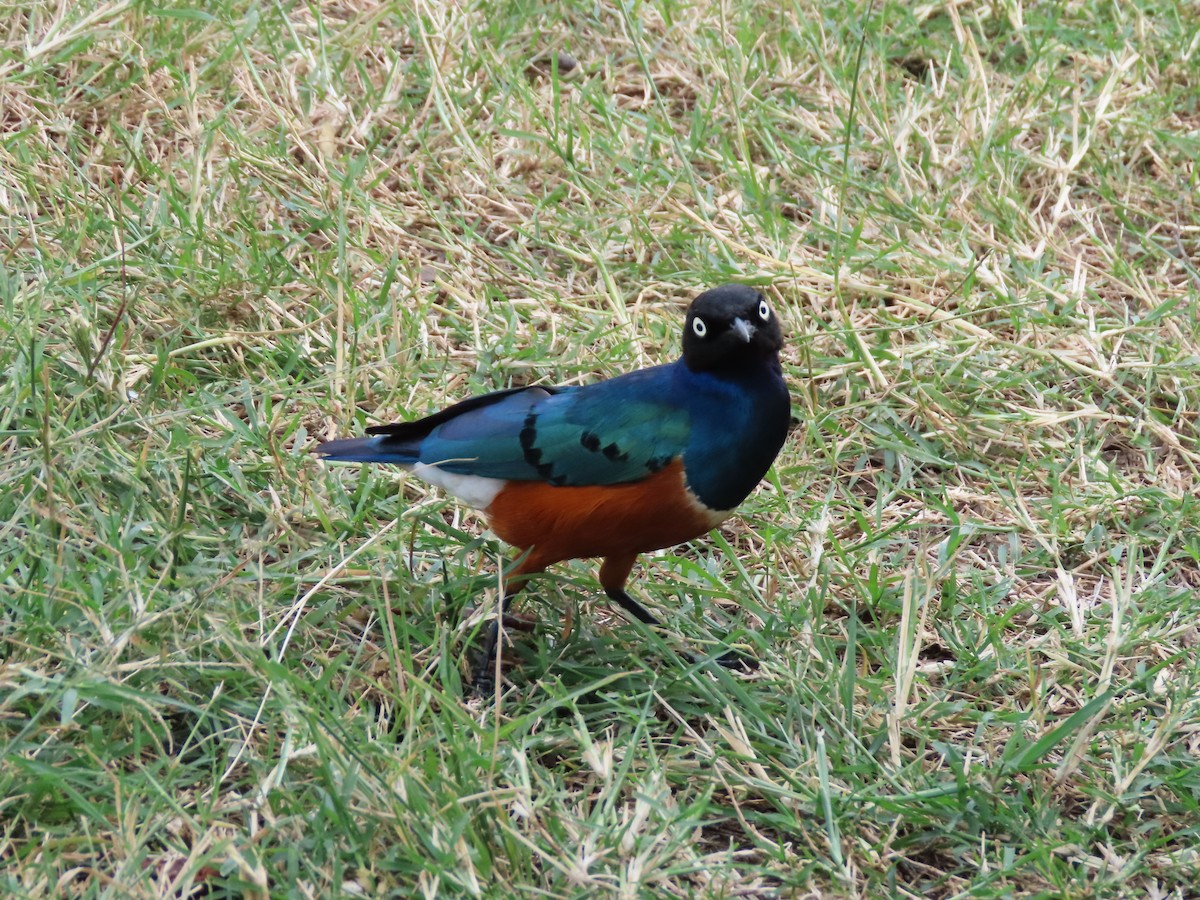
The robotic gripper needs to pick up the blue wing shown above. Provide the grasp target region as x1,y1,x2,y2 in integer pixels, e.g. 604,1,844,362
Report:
318,366,691,486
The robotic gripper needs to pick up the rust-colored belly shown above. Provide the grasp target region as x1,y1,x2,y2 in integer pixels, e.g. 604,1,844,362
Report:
485,459,727,567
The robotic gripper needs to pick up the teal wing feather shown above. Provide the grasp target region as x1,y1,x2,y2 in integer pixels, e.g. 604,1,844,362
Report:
417,366,690,485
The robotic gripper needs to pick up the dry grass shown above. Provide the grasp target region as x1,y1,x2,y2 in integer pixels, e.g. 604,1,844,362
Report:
3,0,1200,896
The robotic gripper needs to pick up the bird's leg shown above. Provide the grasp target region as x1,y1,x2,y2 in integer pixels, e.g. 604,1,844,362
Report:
604,589,662,626
598,554,758,671
599,554,661,625
714,647,759,671
471,598,511,693
470,552,545,696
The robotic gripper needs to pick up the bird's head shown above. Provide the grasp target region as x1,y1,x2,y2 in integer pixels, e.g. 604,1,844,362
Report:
681,284,784,372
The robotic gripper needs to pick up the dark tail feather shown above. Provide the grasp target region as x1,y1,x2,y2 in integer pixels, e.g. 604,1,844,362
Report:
314,436,418,467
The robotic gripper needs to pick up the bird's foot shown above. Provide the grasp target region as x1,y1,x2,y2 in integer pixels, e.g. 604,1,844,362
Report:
467,612,537,697
469,665,497,698
715,647,759,672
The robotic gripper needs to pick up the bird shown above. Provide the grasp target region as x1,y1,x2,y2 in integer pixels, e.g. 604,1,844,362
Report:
317,284,791,692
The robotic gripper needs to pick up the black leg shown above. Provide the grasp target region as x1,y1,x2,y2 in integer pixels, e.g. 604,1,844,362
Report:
606,582,759,672
470,552,547,697
470,595,512,696
715,647,760,671
603,587,662,626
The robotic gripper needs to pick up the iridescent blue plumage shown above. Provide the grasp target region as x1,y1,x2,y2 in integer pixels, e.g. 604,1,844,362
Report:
320,356,787,511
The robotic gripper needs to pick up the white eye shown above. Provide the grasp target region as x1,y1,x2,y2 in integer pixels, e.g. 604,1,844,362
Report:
692,317,707,338
758,299,771,321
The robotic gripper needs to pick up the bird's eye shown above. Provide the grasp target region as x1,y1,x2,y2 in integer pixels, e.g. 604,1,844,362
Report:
758,299,771,321
692,317,707,338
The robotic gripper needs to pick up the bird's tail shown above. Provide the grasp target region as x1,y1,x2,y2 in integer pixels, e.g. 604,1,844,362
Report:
315,436,419,467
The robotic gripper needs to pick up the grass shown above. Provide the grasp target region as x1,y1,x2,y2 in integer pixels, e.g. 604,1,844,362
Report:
3,0,1200,895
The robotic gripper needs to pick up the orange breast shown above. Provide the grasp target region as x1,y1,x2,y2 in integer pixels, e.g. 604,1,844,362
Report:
485,459,727,567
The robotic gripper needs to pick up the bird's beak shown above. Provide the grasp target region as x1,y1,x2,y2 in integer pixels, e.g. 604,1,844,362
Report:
730,317,756,343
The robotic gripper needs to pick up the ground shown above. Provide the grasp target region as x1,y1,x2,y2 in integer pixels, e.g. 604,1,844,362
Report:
3,0,1200,897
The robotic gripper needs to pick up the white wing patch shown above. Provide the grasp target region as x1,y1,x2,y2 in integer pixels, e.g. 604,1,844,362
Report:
411,462,505,510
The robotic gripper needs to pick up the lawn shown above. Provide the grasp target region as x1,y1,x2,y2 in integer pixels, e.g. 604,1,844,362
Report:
3,0,1200,896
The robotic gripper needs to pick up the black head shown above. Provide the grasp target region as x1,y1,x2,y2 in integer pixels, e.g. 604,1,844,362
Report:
681,284,784,372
